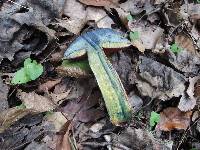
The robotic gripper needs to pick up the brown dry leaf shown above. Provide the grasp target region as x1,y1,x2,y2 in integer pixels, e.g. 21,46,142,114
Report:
86,7,114,29
17,90,55,112
54,79,87,100
56,18,87,35
136,56,186,100
50,90,71,105
113,0,153,25
62,0,87,34
60,0,115,34
0,107,33,133
37,78,62,93
129,21,164,50
62,90,105,123
56,121,72,150
111,127,173,150
44,112,68,132
157,107,192,131
79,0,118,6
175,34,196,53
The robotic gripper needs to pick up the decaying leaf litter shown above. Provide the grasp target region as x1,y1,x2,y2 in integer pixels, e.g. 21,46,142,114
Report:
0,0,200,149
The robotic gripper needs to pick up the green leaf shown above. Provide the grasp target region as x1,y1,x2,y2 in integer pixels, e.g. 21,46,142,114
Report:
129,31,139,41
24,59,43,80
170,43,182,53
11,68,31,84
11,58,43,85
150,111,160,127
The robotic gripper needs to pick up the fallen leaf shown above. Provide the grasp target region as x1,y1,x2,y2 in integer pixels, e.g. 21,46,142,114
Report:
167,46,200,76
86,7,114,29
54,79,87,101
60,0,116,34
129,20,164,50
56,121,72,150
44,112,68,132
175,34,196,53
0,113,51,149
37,78,62,93
62,90,105,123
17,90,55,112
112,51,136,87
119,0,152,15
164,3,182,26
111,127,173,150
62,0,87,34
136,56,186,100
77,108,105,123
79,0,118,6
50,90,71,104
56,18,87,35
0,0,59,62
157,107,192,131
0,107,33,133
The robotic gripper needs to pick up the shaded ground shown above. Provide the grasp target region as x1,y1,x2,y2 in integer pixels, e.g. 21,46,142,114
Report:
0,0,200,150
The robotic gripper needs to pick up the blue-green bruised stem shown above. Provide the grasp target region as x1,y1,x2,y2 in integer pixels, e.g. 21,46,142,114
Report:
87,48,132,125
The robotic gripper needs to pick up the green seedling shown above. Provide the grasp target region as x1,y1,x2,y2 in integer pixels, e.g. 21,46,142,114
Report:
150,111,160,128
12,58,43,84
170,43,182,54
